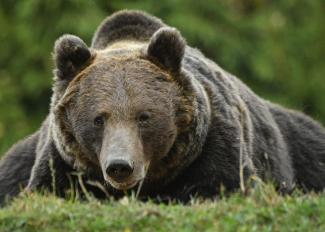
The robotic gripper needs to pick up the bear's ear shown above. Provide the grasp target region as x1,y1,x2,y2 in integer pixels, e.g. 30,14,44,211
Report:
54,34,92,80
147,27,186,73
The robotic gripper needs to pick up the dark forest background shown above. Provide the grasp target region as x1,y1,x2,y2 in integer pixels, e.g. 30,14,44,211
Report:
0,0,324,155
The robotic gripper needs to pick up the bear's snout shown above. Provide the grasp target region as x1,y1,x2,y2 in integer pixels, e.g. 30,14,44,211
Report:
106,159,134,182
99,124,147,190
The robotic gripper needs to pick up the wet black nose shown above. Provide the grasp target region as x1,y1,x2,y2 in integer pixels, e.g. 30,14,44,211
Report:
106,159,133,181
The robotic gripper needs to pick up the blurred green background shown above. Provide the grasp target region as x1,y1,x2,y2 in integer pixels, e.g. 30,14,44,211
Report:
0,0,324,155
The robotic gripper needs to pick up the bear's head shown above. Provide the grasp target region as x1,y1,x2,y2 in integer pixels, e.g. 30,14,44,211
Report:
50,12,210,193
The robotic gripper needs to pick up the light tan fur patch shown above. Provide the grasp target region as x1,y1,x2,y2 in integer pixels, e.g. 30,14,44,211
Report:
103,40,147,52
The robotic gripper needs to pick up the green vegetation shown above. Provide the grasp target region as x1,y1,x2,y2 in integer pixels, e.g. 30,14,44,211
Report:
0,185,324,232
0,0,324,155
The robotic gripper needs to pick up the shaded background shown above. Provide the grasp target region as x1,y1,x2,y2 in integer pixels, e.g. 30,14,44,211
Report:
0,0,324,155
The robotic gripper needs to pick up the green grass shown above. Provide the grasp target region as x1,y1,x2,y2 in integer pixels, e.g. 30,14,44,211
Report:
0,185,324,232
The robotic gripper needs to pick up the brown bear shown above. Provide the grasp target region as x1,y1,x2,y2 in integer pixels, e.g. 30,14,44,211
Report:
0,10,324,205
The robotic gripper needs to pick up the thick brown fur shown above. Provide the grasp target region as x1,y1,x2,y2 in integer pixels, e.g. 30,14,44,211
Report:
0,10,324,206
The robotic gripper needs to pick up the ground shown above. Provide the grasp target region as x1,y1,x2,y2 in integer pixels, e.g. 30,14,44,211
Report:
0,185,324,232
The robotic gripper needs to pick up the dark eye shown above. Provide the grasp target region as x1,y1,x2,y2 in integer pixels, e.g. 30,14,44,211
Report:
94,116,105,127
156,75,167,81
138,111,151,123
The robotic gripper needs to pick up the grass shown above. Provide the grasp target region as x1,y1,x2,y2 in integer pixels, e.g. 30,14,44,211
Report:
0,185,324,232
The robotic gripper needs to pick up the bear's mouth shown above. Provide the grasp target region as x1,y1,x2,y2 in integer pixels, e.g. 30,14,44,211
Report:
102,161,150,191
107,178,143,190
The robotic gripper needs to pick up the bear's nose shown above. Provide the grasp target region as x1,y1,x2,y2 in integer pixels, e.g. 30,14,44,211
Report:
106,159,134,181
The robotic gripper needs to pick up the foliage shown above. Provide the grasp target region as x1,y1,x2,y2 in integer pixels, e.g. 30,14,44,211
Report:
0,185,324,232
0,0,324,154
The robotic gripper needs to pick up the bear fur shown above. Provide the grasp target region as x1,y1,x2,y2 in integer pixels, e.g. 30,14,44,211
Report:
0,10,324,205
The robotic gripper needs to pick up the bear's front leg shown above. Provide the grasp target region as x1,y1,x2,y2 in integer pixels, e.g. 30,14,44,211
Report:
26,141,73,196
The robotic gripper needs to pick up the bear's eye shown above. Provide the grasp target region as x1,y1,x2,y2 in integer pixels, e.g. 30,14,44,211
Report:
156,75,168,81
94,116,105,127
138,111,151,123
